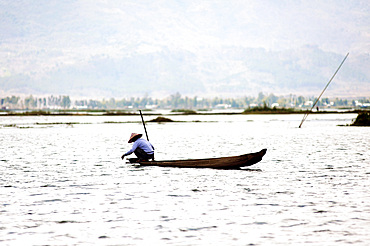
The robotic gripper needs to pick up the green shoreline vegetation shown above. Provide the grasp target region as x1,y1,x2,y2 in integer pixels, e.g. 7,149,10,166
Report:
1,108,368,116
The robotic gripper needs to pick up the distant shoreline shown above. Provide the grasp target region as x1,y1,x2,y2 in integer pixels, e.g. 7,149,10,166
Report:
0,109,368,116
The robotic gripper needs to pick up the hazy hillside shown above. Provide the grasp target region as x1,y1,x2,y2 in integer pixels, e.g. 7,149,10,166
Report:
0,0,369,98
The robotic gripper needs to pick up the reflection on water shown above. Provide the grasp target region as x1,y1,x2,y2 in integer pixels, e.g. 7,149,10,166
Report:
1,114,369,245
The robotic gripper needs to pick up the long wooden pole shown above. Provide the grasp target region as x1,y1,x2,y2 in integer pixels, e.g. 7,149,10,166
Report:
139,110,149,141
298,52,349,128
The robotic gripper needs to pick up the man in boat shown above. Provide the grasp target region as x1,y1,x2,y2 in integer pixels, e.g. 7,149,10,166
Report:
121,133,155,161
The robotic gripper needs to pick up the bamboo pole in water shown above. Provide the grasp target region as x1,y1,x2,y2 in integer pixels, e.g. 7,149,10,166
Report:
139,110,149,141
298,52,349,128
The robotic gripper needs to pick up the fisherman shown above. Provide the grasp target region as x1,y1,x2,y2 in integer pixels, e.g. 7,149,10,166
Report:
121,133,155,161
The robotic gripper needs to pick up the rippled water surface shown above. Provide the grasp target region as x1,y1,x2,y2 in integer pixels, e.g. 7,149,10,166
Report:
1,113,369,245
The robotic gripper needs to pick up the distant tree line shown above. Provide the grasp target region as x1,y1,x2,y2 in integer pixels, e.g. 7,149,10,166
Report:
1,95,71,109
1,93,369,110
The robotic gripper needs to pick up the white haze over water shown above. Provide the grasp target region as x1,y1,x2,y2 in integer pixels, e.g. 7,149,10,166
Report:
0,0,369,98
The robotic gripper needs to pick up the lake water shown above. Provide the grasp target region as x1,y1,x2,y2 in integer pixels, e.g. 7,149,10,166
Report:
1,113,369,245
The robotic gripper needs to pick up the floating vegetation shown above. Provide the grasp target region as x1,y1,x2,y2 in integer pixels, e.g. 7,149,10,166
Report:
2,109,137,116
1,124,33,129
103,121,127,124
171,109,197,114
243,105,299,114
350,112,370,126
35,122,85,125
1,108,366,116
148,117,174,123
3,124,17,127
147,117,207,123
103,110,139,116
4,110,75,116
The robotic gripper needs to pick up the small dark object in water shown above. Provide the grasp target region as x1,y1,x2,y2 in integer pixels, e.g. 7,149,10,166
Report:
350,112,370,126
148,117,174,123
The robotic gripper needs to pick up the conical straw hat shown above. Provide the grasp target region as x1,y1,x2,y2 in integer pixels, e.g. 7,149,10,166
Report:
128,133,142,143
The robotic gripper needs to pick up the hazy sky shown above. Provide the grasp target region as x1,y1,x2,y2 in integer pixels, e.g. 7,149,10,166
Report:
0,0,369,98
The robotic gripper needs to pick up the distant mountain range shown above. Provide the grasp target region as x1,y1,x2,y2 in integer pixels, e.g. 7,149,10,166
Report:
0,0,369,98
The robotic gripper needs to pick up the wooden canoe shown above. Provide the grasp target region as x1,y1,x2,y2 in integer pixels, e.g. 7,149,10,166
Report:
127,149,267,169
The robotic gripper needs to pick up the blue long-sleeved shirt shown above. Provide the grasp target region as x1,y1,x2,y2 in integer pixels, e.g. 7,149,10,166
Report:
124,138,154,156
